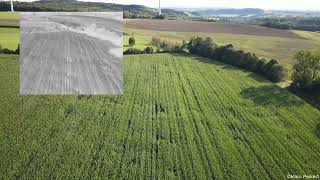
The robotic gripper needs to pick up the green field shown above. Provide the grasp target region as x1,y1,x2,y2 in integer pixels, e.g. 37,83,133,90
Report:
1,13,320,70
294,30,320,45
1,54,319,179
125,27,320,70
0,12,19,50
0,12,19,19
0,28,19,50
123,34,157,50
0,12,19,27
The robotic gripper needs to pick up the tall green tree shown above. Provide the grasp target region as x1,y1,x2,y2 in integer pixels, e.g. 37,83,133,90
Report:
292,50,320,88
129,37,136,47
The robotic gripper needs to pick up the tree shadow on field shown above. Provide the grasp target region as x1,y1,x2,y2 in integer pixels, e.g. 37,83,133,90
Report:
240,85,304,107
171,54,274,83
185,55,250,71
247,73,270,83
188,55,225,66
221,65,240,70
187,55,270,82
171,53,232,67
315,122,320,138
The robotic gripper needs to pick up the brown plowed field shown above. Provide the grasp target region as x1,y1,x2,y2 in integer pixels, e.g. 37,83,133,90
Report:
125,19,303,39
0,19,18,22
0,19,19,26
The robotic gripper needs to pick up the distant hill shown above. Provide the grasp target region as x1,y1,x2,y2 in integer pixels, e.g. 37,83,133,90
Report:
0,0,185,19
187,8,320,18
192,8,265,17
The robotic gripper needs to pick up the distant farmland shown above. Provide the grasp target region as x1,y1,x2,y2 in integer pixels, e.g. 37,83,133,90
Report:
0,12,19,27
124,26,320,70
0,27,19,50
126,19,303,39
1,54,319,179
0,12,19,50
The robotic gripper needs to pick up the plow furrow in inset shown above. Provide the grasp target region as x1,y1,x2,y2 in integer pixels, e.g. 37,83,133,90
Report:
20,12,123,95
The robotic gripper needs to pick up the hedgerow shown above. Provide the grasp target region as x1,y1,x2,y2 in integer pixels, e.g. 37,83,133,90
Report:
187,37,287,82
0,44,19,54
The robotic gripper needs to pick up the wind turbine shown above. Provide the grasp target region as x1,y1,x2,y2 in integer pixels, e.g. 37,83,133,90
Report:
158,0,161,15
10,0,14,12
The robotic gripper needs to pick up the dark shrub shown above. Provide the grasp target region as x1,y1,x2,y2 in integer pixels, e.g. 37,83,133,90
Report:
15,44,20,54
129,37,136,46
263,59,278,76
154,14,165,19
123,48,144,55
255,58,267,73
315,122,320,138
145,47,154,54
269,64,288,82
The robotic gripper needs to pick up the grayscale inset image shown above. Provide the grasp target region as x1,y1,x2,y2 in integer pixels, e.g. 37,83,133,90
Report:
20,12,123,95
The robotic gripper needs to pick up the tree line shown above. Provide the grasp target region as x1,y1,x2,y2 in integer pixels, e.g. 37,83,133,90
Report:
124,35,320,94
257,17,320,32
124,37,288,82
124,36,185,55
124,47,155,55
124,36,288,82
0,44,19,55
186,37,287,83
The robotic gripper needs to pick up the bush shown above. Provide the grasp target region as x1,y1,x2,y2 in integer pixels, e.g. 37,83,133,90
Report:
129,37,136,46
15,44,20,54
124,47,155,55
154,14,165,19
316,122,320,138
144,47,154,54
255,58,267,73
1,48,17,54
123,48,144,55
269,64,288,82
0,44,19,54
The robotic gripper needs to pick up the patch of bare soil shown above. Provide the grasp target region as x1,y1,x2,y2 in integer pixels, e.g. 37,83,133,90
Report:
126,20,304,39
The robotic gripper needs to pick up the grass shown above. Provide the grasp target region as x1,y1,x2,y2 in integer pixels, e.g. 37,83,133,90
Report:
125,27,320,70
0,12,19,20
0,15,319,69
123,34,157,51
1,53,319,179
0,12,19,27
0,28,19,50
0,12,19,50
294,30,320,45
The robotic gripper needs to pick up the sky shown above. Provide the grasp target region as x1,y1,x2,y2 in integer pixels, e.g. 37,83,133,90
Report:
81,0,320,10
12,0,320,11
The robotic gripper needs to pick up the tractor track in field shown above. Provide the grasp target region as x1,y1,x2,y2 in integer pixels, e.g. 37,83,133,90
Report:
20,12,123,95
